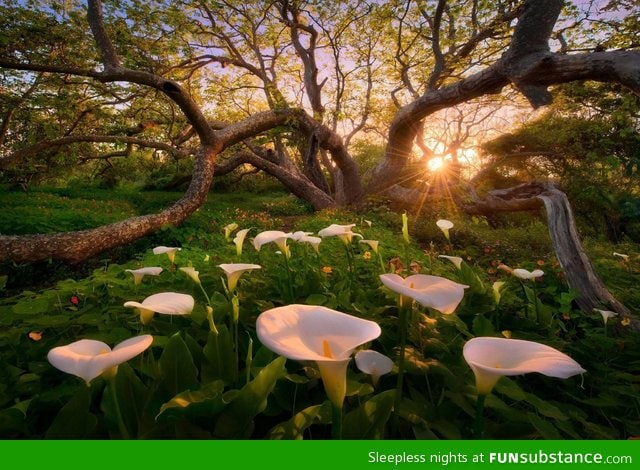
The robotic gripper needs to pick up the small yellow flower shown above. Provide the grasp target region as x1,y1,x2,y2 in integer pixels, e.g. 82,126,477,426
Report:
621,317,631,326
501,330,512,339
363,251,372,260
322,266,333,274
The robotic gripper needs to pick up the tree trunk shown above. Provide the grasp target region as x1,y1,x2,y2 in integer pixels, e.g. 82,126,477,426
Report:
536,188,631,316
0,146,218,263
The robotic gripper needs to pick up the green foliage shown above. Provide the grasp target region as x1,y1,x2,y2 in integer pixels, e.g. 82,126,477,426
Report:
0,189,639,439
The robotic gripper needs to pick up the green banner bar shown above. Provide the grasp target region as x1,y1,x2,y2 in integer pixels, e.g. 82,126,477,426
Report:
1,440,637,469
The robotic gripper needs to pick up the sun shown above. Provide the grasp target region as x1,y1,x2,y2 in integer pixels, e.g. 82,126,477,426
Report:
427,157,445,172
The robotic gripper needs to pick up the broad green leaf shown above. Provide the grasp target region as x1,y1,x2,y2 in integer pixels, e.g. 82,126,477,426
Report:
342,389,395,439
156,380,226,422
472,314,496,337
202,327,237,384
527,412,563,439
45,386,97,439
159,332,198,397
214,356,286,439
305,293,327,305
12,296,49,315
268,402,332,439
101,363,149,438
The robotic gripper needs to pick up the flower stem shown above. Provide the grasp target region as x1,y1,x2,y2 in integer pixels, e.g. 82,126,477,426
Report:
392,304,410,437
474,394,486,439
331,402,343,440
107,380,130,439
283,255,295,302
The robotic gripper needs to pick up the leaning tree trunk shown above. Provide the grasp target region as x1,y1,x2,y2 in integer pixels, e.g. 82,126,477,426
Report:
536,188,631,316
459,182,636,328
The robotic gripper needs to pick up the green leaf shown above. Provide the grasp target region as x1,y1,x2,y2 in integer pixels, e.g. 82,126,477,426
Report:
45,386,97,439
12,296,49,315
472,314,496,337
158,332,198,397
268,402,332,439
101,363,149,438
156,380,226,422
214,356,286,439
527,412,562,439
342,389,395,439
202,327,237,384
305,293,327,305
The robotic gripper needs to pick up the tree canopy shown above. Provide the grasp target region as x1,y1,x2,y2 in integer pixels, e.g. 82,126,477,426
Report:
1,0,639,264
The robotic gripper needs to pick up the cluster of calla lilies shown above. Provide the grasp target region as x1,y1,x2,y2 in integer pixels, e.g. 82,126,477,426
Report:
46,217,586,438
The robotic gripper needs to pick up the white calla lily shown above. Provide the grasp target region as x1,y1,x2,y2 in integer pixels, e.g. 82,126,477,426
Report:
47,335,153,385
436,219,454,240
355,349,393,386
359,239,380,254
125,267,162,285
124,292,194,325
152,246,181,263
290,231,313,241
218,263,262,292
179,266,201,284
256,304,381,408
511,268,544,280
380,273,468,314
233,228,251,256
253,230,293,258
318,223,361,245
438,255,463,269
594,308,618,325
298,235,322,253
463,337,586,395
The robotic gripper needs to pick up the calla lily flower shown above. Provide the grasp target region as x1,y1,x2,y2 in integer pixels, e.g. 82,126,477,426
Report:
290,231,313,241
594,308,618,325
124,292,194,325
298,235,322,253
125,267,163,285
613,252,629,261
47,335,153,385
492,281,506,304
318,224,361,245
359,239,380,254
152,246,181,264
402,212,410,243
438,255,463,269
233,228,251,256
253,230,293,258
355,349,393,386
380,273,468,314
223,223,239,240
511,268,544,280
463,337,586,395
179,266,201,284
256,304,381,408
218,263,262,292
436,219,454,241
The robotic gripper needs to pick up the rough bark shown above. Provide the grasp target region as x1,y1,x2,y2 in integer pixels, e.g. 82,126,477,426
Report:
460,182,635,324
0,146,218,263
536,188,631,316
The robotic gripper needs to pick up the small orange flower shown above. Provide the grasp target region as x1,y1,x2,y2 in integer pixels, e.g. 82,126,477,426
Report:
621,317,631,326
363,251,372,260
28,331,43,341
562,313,571,321
410,261,421,273
322,266,333,274
537,260,545,266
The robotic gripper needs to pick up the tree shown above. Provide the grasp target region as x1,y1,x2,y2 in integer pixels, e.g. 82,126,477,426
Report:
1,0,639,313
